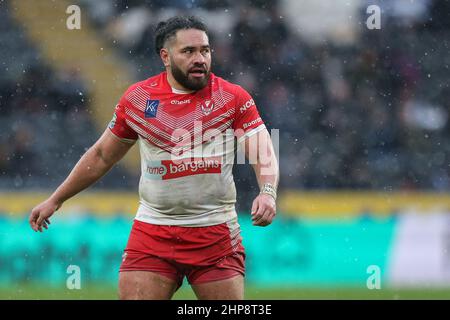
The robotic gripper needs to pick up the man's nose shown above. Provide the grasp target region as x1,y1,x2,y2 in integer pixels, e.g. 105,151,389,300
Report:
192,51,206,65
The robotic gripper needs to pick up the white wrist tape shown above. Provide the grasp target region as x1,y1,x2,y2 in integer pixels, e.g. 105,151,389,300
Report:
260,183,277,201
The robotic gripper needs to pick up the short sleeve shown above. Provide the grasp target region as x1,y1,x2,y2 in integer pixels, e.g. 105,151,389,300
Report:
108,96,138,143
232,86,266,143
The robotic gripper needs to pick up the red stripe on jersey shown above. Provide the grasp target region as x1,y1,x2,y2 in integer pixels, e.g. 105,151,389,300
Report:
110,72,265,153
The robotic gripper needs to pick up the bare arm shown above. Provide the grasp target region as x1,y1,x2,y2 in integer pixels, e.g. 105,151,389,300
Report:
29,129,135,232
240,128,279,226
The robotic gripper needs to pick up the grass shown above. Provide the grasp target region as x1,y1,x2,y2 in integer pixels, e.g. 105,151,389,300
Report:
1,284,450,300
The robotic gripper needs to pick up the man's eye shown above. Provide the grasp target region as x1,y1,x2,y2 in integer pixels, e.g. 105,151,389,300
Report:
184,49,193,54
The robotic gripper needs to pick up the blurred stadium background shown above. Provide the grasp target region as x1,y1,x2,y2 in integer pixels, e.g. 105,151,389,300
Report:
1,0,450,299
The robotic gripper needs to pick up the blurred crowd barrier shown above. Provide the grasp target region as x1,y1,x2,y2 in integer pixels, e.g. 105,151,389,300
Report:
1,191,450,288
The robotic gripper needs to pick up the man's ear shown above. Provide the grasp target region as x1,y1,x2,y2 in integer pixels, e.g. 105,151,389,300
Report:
160,48,170,67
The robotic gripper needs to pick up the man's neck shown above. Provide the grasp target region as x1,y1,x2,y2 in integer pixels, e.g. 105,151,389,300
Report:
166,71,194,94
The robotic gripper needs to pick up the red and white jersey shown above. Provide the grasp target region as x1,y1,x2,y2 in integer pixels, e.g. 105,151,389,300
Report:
109,71,265,226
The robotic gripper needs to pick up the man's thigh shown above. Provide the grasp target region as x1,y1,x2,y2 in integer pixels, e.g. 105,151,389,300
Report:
118,271,179,300
191,274,244,300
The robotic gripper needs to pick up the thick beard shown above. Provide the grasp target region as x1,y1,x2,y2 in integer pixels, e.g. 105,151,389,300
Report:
170,62,210,91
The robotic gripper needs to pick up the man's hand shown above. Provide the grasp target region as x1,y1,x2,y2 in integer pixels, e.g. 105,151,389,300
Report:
29,198,61,232
251,193,276,227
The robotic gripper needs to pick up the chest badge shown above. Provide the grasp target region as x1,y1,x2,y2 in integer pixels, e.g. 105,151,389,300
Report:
145,99,159,118
201,100,214,116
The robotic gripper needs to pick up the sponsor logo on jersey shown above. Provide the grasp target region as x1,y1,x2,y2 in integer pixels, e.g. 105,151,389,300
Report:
201,100,214,115
144,157,221,180
145,99,159,118
243,117,262,129
109,113,117,129
171,99,191,105
239,98,255,114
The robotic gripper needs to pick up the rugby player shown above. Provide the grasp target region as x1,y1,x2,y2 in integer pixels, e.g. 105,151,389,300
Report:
29,16,279,300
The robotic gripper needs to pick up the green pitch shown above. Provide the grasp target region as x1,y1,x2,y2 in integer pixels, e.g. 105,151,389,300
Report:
1,284,450,300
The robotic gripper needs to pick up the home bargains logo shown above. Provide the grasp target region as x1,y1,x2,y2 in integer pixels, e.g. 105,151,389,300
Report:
144,157,221,180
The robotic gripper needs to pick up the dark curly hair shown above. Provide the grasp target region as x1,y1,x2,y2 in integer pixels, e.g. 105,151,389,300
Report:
154,16,208,55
